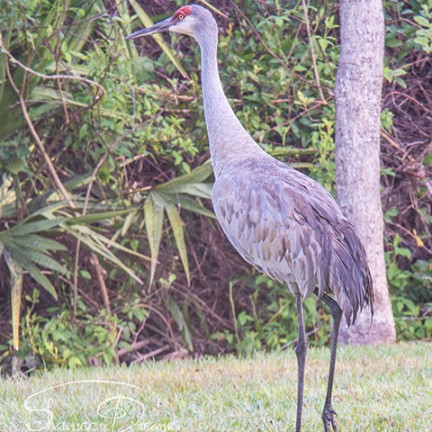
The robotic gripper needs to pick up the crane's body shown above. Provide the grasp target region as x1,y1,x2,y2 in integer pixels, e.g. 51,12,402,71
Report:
213,157,369,323
126,5,373,432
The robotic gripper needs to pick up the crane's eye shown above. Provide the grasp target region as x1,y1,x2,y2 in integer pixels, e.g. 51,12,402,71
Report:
178,13,185,20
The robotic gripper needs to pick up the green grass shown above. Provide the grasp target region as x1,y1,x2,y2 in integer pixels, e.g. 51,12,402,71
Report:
0,342,431,431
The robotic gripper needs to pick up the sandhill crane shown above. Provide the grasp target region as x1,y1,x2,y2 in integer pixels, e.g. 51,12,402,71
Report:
126,5,373,432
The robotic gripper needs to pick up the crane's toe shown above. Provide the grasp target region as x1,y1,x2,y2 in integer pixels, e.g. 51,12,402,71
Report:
322,405,338,432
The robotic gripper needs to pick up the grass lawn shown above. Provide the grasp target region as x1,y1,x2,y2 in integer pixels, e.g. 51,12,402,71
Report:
0,342,431,431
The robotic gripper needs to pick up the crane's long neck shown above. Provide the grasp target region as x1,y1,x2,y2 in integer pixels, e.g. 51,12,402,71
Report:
197,32,266,177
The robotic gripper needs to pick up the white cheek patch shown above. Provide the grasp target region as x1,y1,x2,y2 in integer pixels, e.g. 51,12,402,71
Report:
170,16,195,36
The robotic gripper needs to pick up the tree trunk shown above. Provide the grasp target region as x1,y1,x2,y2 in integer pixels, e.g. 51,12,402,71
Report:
335,0,396,344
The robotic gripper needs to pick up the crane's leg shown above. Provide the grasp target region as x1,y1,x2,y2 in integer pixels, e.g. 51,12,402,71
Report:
294,292,307,432
320,293,343,432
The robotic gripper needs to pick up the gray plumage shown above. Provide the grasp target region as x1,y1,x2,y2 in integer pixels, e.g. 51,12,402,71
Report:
126,5,373,432
213,157,372,324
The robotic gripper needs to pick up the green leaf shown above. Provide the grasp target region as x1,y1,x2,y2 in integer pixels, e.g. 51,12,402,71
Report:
155,161,213,193
392,69,407,77
25,201,70,219
156,191,214,218
98,166,110,183
165,203,190,285
7,157,27,175
161,183,213,199
172,195,215,219
20,249,67,274
26,261,58,300
4,218,66,236
394,78,406,89
68,209,133,224
121,210,138,236
395,246,412,259
168,296,193,351
414,36,431,48
67,355,84,368
4,244,58,299
3,240,65,272
414,16,430,27
386,38,403,48
12,234,66,252
144,193,164,286
383,67,393,82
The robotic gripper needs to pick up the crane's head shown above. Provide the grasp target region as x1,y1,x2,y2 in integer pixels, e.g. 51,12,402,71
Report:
125,5,217,43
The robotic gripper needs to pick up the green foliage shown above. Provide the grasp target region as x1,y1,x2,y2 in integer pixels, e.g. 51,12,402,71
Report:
14,290,119,368
385,235,432,341
0,0,214,360
413,1,432,53
3,288,153,369
384,0,432,87
217,1,338,194
213,274,331,355
381,0,432,343
0,218,69,299
140,162,213,286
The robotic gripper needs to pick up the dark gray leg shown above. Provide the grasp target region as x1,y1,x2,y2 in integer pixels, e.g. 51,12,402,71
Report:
295,293,307,432
319,292,343,432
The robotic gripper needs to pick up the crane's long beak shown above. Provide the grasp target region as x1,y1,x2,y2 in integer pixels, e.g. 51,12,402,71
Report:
125,17,173,39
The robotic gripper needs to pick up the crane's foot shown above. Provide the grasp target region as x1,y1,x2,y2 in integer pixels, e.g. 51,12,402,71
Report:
322,405,338,432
